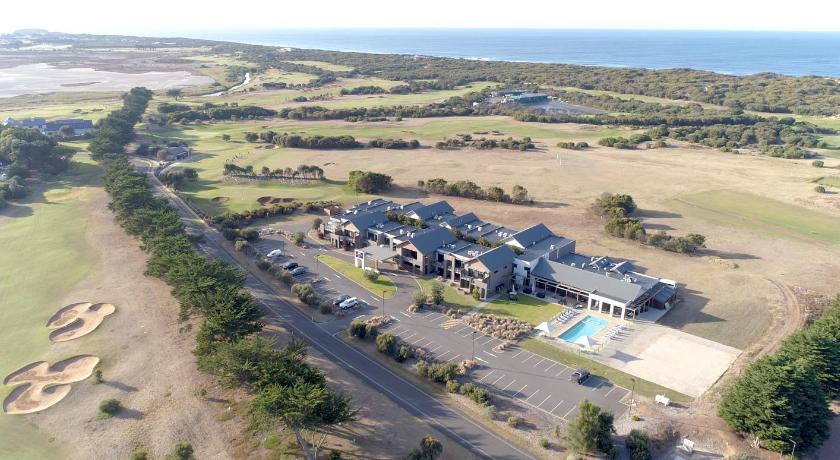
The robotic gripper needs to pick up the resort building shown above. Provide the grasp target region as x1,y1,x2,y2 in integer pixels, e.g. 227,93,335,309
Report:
322,198,677,314
3,117,94,137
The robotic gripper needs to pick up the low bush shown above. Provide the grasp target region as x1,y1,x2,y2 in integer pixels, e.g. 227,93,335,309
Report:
348,320,367,339
99,398,122,416
507,415,522,428
625,430,652,460
815,185,826,193
396,345,413,362
292,283,318,306
364,270,379,283
538,438,550,449
168,441,195,460
376,333,397,354
446,379,461,393
812,160,825,168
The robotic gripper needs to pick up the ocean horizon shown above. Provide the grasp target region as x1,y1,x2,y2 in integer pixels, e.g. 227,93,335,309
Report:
171,28,840,77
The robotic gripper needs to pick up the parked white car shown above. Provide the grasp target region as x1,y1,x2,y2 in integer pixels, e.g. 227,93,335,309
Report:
338,297,359,310
266,249,283,258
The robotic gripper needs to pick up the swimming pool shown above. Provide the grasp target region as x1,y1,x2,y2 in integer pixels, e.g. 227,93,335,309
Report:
559,315,609,343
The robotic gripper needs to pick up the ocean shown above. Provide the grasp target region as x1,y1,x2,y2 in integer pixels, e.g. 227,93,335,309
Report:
176,29,840,77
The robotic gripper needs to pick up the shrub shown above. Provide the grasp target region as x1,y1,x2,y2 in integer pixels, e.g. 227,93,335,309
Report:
328,451,342,460
239,228,259,241
99,398,122,416
507,415,522,428
815,185,826,193
539,438,550,449
292,283,318,305
415,361,429,377
255,259,271,271
130,450,149,460
812,160,824,167
168,442,194,460
413,290,427,307
319,300,334,315
233,239,251,253
396,345,413,362
428,363,459,383
93,368,103,384
222,228,240,241
430,282,445,305
292,231,305,246
312,218,323,230
364,323,378,338
445,379,461,393
364,270,379,283
376,333,397,354
472,288,481,301
485,404,497,419
348,320,367,339
625,430,652,460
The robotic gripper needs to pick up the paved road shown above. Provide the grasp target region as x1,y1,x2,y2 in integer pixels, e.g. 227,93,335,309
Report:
136,160,536,459
250,226,630,422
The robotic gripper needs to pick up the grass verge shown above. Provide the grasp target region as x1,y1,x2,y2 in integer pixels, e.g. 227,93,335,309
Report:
482,295,564,325
316,255,396,299
415,278,478,312
519,338,693,404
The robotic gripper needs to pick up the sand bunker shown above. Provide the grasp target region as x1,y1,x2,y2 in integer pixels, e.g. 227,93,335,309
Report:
211,196,230,204
3,355,100,414
257,196,273,206
47,302,116,342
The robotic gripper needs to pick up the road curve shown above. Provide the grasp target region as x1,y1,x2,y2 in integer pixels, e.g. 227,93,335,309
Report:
135,159,536,459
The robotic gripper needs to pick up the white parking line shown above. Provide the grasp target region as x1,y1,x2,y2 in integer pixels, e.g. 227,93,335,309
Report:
403,333,417,341
492,374,506,385
522,354,536,364
515,384,529,398
551,400,565,413
447,354,462,363
563,406,577,419
480,337,495,346
533,358,546,367
501,379,516,391
389,315,401,322
591,381,604,392
391,327,406,335
537,395,552,407
370,296,380,303
429,345,442,353
544,363,557,373
478,370,496,382
483,350,497,358
512,350,524,358
411,337,427,346
437,351,452,360
453,326,469,334
524,389,541,402
475,357,488,364
459,329,474,337
400,311,411,318
605,386,617,397
556,367,570,378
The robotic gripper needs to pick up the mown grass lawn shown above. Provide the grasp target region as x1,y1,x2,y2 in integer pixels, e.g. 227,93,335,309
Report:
520,338,693,404
0,157,101,460
415,278,479,312
482,295,564,325
283,60,355,72
316,255,396,299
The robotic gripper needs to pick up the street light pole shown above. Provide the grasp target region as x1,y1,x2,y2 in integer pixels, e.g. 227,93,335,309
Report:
381,290,386,317
472,331,476,362
789,438,797,459
628,378,637,420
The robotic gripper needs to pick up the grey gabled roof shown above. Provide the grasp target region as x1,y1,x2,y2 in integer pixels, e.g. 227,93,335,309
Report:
407,227,458,254
410,200,454,220
507,223,554,247
443,212,479,229
345,210,388,232
530,258,647,305
472,245,516,271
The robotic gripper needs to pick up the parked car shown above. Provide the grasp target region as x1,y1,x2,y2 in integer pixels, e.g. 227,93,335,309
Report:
281,261,299,270
569,368,591,384
508,291,518,300
536,291,546,299
290,266,307,276
338,297,359,310
333,294,351,307
266,249,283,258
523,286,533,294
574,303,585,309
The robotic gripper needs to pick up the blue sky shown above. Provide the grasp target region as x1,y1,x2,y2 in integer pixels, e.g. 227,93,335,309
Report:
3,0,840,34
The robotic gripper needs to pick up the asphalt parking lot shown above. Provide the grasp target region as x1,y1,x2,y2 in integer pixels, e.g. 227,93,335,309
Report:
249,227,630,421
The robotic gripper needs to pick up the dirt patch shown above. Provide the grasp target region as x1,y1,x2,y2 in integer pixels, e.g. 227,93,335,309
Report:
3,355,99,415
210,196,229,203
47,302,116,342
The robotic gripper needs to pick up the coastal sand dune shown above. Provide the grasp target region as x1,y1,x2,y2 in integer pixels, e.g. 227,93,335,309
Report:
3,355,100,414
47,302,116,342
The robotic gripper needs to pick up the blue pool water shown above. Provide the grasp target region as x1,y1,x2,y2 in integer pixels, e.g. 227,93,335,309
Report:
559,316,608,343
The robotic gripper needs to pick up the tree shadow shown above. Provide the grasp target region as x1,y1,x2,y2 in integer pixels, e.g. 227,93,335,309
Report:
702,249,760,261
635,209,682,219
113,407,144,420
102,380,139,392
643,223,674,231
